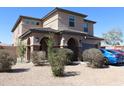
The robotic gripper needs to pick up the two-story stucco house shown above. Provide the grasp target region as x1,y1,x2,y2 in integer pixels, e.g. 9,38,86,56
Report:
11,7,103,62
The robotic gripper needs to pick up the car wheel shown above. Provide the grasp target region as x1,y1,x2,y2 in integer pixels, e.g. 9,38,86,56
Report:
104,57,109,65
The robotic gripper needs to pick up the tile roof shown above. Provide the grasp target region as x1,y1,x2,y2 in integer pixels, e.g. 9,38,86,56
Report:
19,27,103,41
11,7,90,32
42,7,87,20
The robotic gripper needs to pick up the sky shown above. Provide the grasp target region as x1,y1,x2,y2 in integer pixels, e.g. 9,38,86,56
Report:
0,7,124,44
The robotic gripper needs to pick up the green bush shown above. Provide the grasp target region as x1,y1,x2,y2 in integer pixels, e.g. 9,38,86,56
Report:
47,36,66,76
82,49,89,62
53,48,74,65
82,48,106,68
0,50,16,72
50,50,65,76
31,51,47,66
48,48,73,76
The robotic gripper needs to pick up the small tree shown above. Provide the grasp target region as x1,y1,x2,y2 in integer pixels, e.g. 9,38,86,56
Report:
47,34,54,64
103,28,123,46
17,39,26,63
47,34,65,76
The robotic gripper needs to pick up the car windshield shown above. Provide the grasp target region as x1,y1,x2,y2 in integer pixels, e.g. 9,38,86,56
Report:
106,50,118,54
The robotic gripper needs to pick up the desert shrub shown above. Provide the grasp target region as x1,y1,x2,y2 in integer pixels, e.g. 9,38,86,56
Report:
47,36,66,76
82,49,89,62
53,48,74,65
50,50,65,76
82,48,106,68
48,48,73,76
31,51,47,66
63,48,74,65
0,50,17,72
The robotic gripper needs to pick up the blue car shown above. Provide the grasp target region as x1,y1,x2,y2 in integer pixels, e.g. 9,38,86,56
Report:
100,48,124,64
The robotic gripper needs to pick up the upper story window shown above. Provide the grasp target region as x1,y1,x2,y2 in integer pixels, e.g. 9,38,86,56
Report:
24,19,40,26
83,23,88,33
31,21,35,25
69,16,75,27
25,20,30,24
36,22,40,25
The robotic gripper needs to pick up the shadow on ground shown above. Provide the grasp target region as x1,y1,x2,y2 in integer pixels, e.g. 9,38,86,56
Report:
34,63,50,67
66,62,80,66
6,68,30,73
110,63,124,67
63,71,80,77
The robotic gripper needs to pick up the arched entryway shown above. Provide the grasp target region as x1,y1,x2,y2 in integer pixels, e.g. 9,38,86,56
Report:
40,37,49,57
27,38,31,61
67,38,79,61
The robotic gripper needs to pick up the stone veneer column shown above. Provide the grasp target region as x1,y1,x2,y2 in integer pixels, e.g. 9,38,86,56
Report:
33,45,40,51
60,37,65,48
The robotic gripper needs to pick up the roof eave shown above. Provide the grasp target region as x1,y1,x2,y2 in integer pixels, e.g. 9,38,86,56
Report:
84,19,96,24
56,7,88,17
19,30,31,39
11,16,22,32
11,15,42,32
42,7,88,21
87,36,104,40
59,30,88,36
19,28,58,39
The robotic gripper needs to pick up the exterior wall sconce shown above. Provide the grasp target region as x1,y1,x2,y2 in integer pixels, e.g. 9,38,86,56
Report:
35,37,40,43
84,36,87,39
79,40,82,43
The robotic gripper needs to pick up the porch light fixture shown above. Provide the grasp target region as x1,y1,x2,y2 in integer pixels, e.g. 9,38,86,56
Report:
35,37,39,43
79,40,82,43
84,36,87,39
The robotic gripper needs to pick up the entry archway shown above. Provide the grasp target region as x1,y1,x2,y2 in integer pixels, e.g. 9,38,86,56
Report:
39,37,49,57
67,38,79,61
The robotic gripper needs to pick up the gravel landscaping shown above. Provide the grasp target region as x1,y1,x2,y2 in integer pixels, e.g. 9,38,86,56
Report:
1,62,124,86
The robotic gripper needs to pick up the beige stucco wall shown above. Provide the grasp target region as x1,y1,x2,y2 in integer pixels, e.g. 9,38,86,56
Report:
60,34,82,47
58,11,84,31
43,13,59,30
13,18,42,46
82,39,100,44
42,11,94,35
13,10,95,46
26,32,59,47
22,18,42,34
88,23,94,35
13,21,23,46
60,34,100,47
22,34,37,47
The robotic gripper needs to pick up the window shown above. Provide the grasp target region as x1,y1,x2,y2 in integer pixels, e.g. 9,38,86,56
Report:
83,23,88,32
36,22,40,25
69,16,75,27
25,20,29,24
31,21,35,25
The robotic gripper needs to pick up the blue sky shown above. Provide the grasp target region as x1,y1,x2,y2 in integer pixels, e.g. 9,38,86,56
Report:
0,7,124,44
